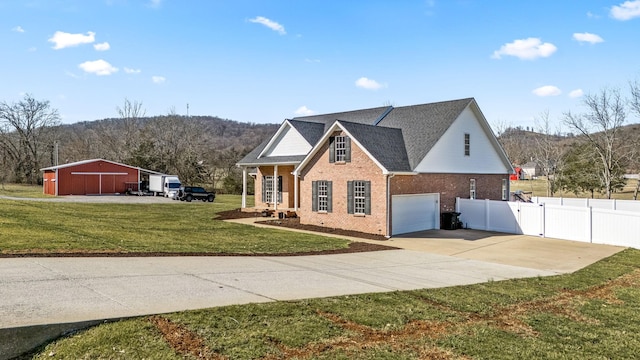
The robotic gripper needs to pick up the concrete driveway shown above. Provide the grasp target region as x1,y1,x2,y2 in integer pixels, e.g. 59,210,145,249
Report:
1,250,559,330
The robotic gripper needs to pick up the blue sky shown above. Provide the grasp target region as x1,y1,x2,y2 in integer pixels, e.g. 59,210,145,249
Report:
2,1,640,130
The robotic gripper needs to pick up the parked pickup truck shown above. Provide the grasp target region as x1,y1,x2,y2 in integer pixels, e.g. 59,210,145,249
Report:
177,186,215,202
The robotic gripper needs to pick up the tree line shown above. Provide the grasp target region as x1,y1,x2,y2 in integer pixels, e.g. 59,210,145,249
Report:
0,96,278,193
497,80,640,199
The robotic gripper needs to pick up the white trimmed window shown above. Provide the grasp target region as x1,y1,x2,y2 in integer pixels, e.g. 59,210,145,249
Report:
502,179,508,201
312,180,332,212
335,136,346,162
470,178,476,200
354,181,366,214
264,176,274,203
318,181,328,212
464,133,470,156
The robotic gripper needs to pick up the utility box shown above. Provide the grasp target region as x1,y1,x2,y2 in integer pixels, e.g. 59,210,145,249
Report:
441,212,461,230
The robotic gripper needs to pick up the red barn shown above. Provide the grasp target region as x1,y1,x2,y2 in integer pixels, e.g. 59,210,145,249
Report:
41,159,141,196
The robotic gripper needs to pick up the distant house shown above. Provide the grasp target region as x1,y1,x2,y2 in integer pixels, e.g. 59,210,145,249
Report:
510,167,523,180
521,161,541,179
237,98,513,236
41,159,142,196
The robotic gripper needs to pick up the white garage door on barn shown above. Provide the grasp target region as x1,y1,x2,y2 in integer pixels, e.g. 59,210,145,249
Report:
391,193,440,235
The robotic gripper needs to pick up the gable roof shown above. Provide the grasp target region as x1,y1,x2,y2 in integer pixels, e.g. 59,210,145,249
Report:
40,158,138,171
238,97,512,174
338,121,411,172
377,98,473,169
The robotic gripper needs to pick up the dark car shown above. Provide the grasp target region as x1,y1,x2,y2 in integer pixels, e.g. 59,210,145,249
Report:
177,186,215,202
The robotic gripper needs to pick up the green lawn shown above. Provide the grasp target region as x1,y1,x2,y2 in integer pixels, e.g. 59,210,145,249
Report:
511,178,639,199
0,189,349,255
31,249,640,359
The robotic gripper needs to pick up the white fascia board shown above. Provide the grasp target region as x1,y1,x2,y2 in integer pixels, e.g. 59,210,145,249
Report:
468,100,515,173
257,119,310,159
293,121,389,175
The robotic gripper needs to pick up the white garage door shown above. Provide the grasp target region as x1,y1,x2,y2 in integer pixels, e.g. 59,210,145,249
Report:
392,193,440,235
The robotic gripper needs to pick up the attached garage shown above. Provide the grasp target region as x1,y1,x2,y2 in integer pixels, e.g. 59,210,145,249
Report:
391,193,440,235
41,159,141,196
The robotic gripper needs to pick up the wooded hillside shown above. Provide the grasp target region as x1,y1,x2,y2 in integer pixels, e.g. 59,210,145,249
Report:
0,96,278,193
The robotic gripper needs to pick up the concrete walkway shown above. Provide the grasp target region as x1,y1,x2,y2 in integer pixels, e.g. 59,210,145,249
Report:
227,217,625,273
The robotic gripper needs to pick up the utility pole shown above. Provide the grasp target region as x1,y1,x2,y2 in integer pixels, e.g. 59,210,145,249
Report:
186,103,189,118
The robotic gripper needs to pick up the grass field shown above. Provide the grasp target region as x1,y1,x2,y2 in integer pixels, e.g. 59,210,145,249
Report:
29,249,640,359
511,178,639,199
0,185,349,255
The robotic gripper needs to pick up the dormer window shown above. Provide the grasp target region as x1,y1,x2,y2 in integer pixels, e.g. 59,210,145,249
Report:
329,135,351,163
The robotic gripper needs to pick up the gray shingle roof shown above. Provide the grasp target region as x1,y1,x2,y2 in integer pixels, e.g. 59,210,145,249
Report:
238,98,478,172
378,98,474,169
338,121,411,172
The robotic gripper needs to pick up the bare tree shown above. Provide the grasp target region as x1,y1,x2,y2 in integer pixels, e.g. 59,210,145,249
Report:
533,110,565,196
563,88,630,199
0,94,60,184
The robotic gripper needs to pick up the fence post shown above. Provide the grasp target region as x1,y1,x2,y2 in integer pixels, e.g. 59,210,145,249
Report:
586,206,593,243
540,203,546,237
485,199,490,231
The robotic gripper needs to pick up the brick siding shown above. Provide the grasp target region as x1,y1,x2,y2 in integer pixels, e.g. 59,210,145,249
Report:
298,131,388,236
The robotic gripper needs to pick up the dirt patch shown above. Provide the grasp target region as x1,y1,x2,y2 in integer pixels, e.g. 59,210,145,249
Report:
217,208,388,241
149,316,222,359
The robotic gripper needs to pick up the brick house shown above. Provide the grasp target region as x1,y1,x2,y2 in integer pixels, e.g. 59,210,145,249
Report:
237,98,513,236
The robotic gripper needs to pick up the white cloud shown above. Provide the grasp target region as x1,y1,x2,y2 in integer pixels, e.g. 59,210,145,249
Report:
124,67,141,74
355,77,385,90
569,89,584,98
78,59,118,76
12,26,24,33
573,32,604,44
152,76,166,84
49,31,95,49
305,58,321,63
294,106,315,116
148,0,162,8
249,16,286,35
532,85,562,97
93,42,110,51
491,37,557,60
610,0,640,20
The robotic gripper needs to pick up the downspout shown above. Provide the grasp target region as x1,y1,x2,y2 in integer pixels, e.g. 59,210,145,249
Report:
386,173,395,238
55,169,59,196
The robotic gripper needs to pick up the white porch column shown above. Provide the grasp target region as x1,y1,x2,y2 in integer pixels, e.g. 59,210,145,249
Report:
294,172,298,211
273,165,278,210
241,167,247,209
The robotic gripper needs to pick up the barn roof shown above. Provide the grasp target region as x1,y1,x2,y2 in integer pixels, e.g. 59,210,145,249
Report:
40,158,162,174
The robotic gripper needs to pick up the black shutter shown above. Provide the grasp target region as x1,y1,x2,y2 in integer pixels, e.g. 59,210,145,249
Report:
327,181,333,213
364,181,371,215
347,180,354,214
277,176,282,203
261,176,266,203
345,137,351,162
312,181,318,212
329,137,335,163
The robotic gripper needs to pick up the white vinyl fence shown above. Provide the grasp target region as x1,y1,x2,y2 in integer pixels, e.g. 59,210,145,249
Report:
456,198,640,249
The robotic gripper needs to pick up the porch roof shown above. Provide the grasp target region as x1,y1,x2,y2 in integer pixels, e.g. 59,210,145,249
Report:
237,155,305,167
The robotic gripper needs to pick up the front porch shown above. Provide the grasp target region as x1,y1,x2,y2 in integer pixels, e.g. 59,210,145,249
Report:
240,164,301,212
